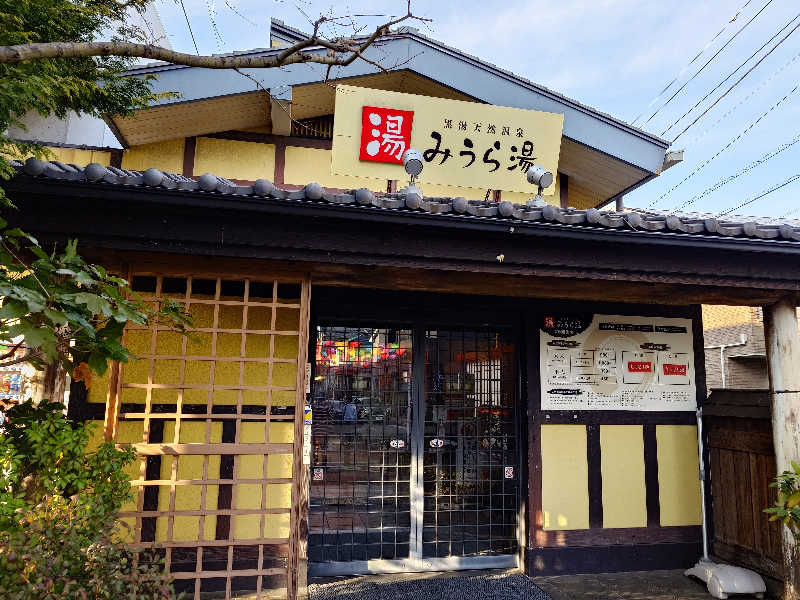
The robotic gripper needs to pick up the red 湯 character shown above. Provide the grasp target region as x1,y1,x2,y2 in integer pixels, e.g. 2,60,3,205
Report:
360,106,414,164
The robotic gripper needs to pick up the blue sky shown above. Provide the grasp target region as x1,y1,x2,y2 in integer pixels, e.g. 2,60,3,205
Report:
152,0,800,217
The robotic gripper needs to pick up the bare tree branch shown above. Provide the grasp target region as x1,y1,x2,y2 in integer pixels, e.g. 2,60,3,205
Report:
0,4,430,70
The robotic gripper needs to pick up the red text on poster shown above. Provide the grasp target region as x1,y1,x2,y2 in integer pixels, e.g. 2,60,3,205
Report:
627,361,653,373
360,106,414,164
663,363,687,376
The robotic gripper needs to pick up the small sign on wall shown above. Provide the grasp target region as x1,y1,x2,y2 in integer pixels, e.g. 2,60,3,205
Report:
303,404,312,465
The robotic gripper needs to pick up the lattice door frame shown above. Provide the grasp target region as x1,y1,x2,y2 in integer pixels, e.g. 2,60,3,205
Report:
101,268,311,600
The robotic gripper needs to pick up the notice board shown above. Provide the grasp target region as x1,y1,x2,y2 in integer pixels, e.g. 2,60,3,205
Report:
539,314,696,412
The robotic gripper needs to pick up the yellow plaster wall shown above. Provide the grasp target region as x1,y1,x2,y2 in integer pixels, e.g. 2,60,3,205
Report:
8,145,111,166
195,137,275,181
156,421,222,542
600,425,647,529
541,424,589,530
49,147,111,166
121,138,184,174
656,425,703,527
284,146,385,192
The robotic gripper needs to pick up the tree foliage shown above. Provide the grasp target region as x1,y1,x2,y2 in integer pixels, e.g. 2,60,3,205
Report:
0,0,169,204
0,0,190,379
0,219,191,374
0,401,178,599
766,461,800,539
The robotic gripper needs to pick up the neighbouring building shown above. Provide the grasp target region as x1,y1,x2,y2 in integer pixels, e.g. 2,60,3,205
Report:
6,19,800,600
702,305,800,390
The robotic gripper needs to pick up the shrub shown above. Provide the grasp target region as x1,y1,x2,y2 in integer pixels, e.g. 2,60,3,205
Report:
765,460,800,539
0,400,179,599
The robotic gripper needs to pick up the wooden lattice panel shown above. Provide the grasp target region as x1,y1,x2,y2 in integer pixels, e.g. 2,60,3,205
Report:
105,273,310,599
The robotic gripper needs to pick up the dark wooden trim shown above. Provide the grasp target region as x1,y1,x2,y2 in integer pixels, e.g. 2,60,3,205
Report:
644,423,661,528
274,141,286,186
527,317,543,541
537,410,697,425
109,149,123,169
182,136,196,177
527,541,701,575
204,131,332,150
587,424,603,528
66,380,106,422
691,303,714,552
559,173,568,209
533,524,701,547
714,539,782,579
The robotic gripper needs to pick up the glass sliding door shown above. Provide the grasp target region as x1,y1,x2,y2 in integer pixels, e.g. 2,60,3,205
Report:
422,329,519,564
308,326,413,571
308,323,519,575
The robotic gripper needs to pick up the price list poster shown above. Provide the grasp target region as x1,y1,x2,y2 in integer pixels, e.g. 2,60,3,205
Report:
539,314,696,412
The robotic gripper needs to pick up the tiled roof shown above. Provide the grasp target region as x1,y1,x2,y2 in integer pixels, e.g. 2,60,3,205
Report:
11,158,800,243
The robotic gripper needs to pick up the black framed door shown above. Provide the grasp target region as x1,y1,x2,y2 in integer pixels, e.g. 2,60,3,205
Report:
308,323,519,575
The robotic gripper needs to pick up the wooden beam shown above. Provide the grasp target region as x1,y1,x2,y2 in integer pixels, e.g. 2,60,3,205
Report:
310,263,798,307
559,173,569,209
274,139,286,186
109,148,123,169
764,297,800,599
128,442,293,455
102,361,121,441
183,136,197,177
204,130,332,150
288,276,311,600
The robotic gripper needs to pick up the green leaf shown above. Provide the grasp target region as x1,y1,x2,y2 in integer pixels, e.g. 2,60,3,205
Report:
42,308,68,326
8,322,57,358
0,298,29,320
28,244,48,260
74,271,96,286
64,311,96,337
73,292,112,317
87,352,108,376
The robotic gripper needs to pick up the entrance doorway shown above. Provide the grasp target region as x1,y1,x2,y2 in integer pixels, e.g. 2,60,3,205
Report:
308,324,520,575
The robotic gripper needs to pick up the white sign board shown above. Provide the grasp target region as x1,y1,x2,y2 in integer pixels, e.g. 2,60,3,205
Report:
539,314,696,412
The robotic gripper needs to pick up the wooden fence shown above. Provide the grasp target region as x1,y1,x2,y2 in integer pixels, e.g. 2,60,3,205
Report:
705,389,782,579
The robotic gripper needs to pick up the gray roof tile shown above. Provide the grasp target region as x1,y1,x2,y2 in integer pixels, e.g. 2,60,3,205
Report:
12,158,800,245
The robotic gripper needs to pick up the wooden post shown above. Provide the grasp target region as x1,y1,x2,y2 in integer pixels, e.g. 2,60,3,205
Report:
559,173,568,209
764,298,800,599
288,276,312,600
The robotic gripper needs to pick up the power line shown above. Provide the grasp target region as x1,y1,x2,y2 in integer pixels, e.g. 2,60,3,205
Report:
671,18,800,143
630,0,755,125
205,0,225,52
224,0,259,27
672,131,800,212
681,47,800,147
646,84,799,209
718,173,800,216
179,0,199,54
661,11,800,138
640,0,775,127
